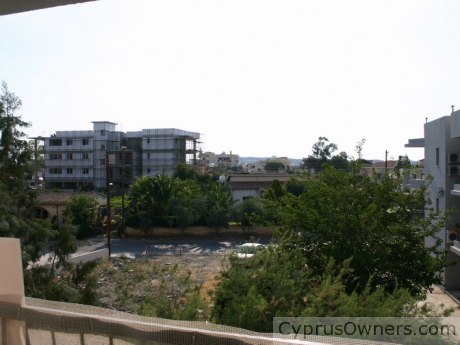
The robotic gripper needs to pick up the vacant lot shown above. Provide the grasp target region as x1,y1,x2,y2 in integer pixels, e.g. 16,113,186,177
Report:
95,254,226,318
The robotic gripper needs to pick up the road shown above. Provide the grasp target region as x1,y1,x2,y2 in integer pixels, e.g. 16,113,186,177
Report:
76,238,271,258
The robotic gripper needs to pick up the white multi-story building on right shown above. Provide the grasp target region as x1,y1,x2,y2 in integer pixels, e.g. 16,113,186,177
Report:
406,109,460,290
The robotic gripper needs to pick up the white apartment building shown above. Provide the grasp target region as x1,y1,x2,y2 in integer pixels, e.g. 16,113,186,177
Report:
44,121,200,190
406,110,460,290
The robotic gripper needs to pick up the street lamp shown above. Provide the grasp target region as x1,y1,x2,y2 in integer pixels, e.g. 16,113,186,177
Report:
121,146,127,237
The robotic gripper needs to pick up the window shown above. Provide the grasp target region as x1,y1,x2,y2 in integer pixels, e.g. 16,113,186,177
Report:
67,153,73,160
49,154,62,160
101,159,106,165
49,139,62,146
66,139,73,145
147,138,150,143
101,130,105,136
436,198,439,212
147,153,150,158
83,168,89,174
82,139,89,145
67,168,73,174
436,148,439,167
101,144,105,150
82,153,89,159
147,168,151,173
49,168,62,174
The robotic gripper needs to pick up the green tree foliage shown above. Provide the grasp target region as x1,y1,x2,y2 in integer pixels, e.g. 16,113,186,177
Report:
212,246,418,332
265,163,447,297
231,198,266,236
284,178,306,196
329,151,349,171
169,179,206,233
0,82,55,265
205,182,235,233
0,82,98,304
263,179,285,200
172,164,199,181
301,137,338,172
264,161,285,172
128,174,181,230
62,194,98,239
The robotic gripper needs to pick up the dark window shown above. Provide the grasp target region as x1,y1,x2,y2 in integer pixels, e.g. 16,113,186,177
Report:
83,168,89,174
436,148,439,166
50,139,62,146
83,139,89,145
82,153,89,159
66,139,73,145
49,154,62,160
49,168,62,174
67,153,73,160
67,168,73,174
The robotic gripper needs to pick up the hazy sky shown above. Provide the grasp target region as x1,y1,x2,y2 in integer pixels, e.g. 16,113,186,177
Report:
1,0,459,161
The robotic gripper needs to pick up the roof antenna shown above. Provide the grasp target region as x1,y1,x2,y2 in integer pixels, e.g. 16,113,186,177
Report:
425,117,428,123
452,105,455,114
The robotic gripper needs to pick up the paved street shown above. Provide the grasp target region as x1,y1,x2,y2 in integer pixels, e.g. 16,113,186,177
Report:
76,237,271,257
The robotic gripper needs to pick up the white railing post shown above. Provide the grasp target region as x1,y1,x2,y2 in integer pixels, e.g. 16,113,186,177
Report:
0,238,25,345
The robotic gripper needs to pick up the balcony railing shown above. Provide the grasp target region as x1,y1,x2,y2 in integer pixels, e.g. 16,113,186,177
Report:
0,298,343,345
0,239,381,345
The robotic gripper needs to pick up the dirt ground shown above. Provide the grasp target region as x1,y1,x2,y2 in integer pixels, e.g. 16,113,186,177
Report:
95,253,226,315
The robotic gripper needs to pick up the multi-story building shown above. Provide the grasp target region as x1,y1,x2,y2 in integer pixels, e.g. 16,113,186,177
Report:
44,121,200,190
406,110,460,290
202,151,239,170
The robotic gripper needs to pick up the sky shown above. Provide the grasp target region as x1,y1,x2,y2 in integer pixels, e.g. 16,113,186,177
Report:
1,1,460,161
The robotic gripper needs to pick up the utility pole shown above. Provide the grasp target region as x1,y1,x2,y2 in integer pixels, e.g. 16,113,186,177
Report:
385,150,389,171
106,151,111,257
121,147,126,237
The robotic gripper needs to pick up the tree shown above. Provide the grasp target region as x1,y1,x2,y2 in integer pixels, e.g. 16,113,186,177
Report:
172,164,199,181
169,179,206,233
284,178,306,196
312,136,337,159
129,174,180,217
61,194,99,239
301,137,338,172
264,163,447,297
212,246,419,333
0,82,55,265
205,182,235,234
0,82,96,305
231,198,266,236
264,161,285,172
329,151,349,170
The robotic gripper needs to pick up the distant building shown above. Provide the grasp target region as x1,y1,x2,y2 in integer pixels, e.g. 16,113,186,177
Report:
243,156,291,174
43,121,200,190
203,151,239,170
227,174,293,204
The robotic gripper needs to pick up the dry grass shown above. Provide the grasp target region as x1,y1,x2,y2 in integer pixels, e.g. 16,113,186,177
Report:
94,254,226,314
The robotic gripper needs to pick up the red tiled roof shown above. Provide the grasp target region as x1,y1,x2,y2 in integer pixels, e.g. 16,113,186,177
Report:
229,181,285,190
38,192,104,205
